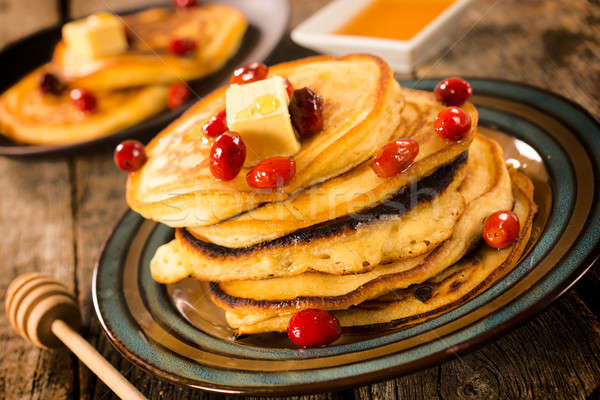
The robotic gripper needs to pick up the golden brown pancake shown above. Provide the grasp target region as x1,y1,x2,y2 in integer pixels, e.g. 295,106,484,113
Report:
188,87,477,247
228,169,536,334
210,135,514,330
151,152,467,283
127,55,406,228
52,5,247,90
0,65,167,145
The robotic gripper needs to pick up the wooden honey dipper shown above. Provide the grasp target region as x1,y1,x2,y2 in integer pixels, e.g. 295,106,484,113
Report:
5,273,147,400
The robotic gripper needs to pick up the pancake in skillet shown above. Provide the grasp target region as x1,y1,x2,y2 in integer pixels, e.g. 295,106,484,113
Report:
127,55,405,228
210,135,514,331
52,5,247,90
226,169,536,335
0,65,167,145
188,87,477,248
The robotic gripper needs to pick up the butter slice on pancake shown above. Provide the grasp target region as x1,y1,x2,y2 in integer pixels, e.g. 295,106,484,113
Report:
151,152,467,283
233,169,536,335
127,55,405,227
210,135,514,330
188,87,477,247
53,5,247,90
0,65,167,145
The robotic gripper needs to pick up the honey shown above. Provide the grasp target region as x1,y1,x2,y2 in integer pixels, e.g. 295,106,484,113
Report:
235,94,280,119
335,0,455,41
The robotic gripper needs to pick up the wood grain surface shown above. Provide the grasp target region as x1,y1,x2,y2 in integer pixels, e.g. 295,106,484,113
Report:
1,0,600,399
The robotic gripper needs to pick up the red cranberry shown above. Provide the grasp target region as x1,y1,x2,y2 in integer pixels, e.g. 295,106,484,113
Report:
230,62,268,85
203,110,228,137
246,157,296,188
434,107,471,141
434,77,473,106
287,309,341,347
209,132,246,181
168,38,197,56
114,140,147,171
371,139,419,178
167,83,190,109
289,87,324,139
39,73,64,95
70,89,97,112
283,77,294,98
483,210,520,249
173,0,197,7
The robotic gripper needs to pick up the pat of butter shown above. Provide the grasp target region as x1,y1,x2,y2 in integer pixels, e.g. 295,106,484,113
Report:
62,13,128,60
226,76,300,167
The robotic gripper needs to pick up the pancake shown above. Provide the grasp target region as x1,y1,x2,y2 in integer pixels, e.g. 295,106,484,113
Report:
151,152,467,283
188,87,477,247
52,5,247,90
210,135,513,330
127,54,406,227
0,65,167,145
228,169,536,334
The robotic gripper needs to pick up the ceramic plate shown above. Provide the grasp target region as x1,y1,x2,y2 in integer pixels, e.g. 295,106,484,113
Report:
0,0,289,157
93,79,600,395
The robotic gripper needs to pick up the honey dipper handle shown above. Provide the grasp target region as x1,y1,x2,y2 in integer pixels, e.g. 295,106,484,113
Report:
51,320,147,400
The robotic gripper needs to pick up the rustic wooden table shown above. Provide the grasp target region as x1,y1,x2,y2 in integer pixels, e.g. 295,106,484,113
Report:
1,0,600,399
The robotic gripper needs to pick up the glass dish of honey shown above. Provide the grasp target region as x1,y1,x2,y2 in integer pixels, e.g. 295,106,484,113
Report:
291,0,473,73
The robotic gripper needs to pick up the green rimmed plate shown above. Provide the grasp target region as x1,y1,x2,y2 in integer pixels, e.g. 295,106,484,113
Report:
93,79,600,395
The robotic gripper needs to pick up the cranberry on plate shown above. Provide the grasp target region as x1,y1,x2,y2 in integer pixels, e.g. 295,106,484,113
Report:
39,73,64,95
173,0,197,8
230,62,269,85
167,83,191,109
483,210,520,249
371,139,419,178
168,38,197,56
246,157,296,189
114,140,147,172
434,77,472,106
70,89,97,113
287,309,341,348
434,106,471,141
203,110,228,137
289,87,323,139
209,132,246,181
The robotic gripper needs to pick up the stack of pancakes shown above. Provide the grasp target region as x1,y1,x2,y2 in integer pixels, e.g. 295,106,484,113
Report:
0,4,246,145
128,55,537,336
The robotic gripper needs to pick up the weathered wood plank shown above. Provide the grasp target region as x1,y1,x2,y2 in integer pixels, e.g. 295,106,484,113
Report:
69,152,129,400
438,293,600,400
356,368,439,399
0,0,59,49
72,153,127,327
417,0,600,118
0,157,76,399
289,0,330,28
0,3,77,400
576,266,600,318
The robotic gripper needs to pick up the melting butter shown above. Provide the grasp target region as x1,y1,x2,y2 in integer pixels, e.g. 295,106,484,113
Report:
235,94,280,120
225,76,300,167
